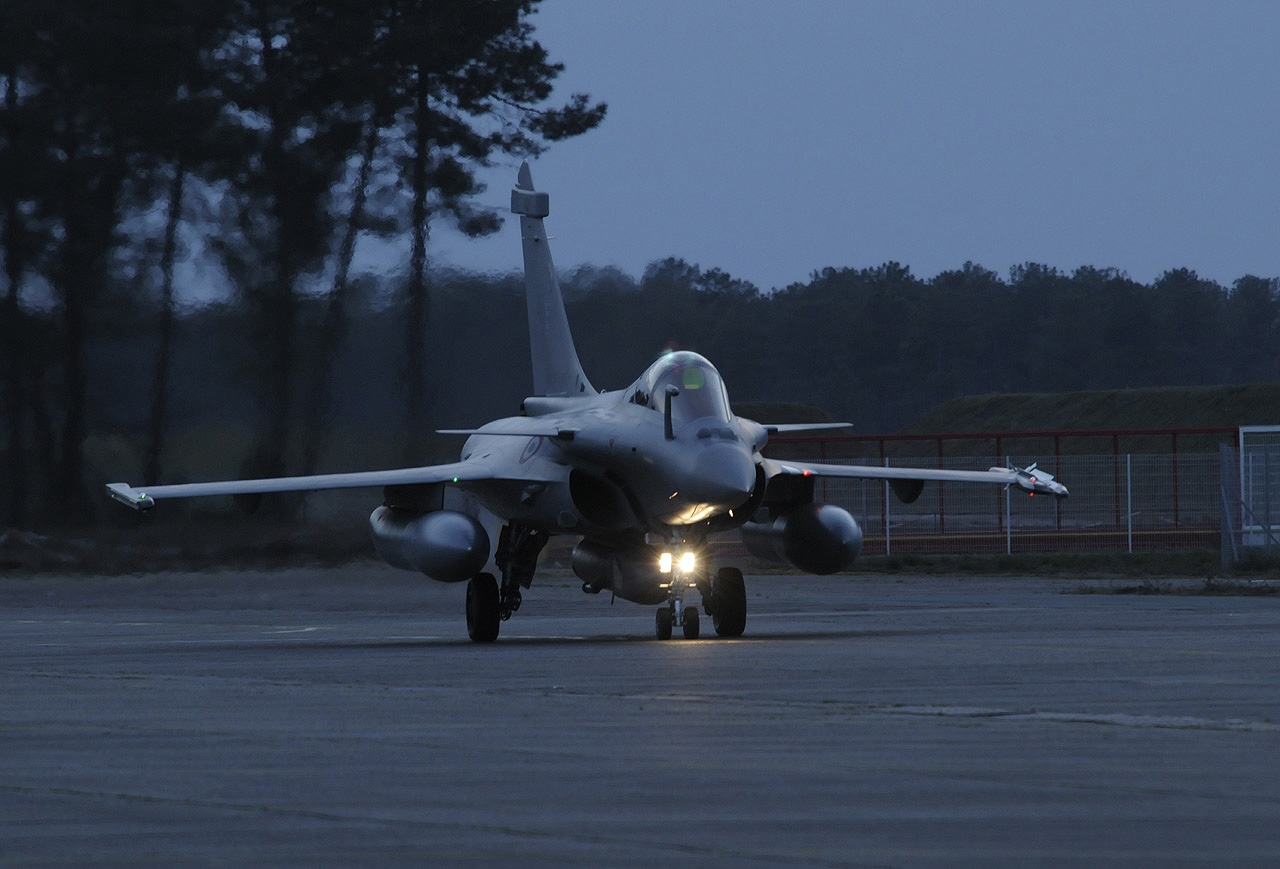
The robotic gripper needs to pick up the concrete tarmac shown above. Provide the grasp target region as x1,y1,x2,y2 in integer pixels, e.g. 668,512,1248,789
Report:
2,565,1279,867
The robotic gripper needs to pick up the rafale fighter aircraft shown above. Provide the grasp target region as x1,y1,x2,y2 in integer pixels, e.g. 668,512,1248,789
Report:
108,163,1067,642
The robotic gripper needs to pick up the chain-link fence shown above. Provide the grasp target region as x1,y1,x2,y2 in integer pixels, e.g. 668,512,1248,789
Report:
1221,431,1280,565
794,452,1222,555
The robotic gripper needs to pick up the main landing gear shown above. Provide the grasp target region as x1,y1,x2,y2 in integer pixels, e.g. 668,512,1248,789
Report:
700,566,747,638
466,523,547,643
466,573,500,643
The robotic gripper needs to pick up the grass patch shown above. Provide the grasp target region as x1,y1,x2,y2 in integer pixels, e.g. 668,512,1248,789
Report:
854,549,1229,578
2,517,373,575
1194,578,1280,595
1068,577,1280,596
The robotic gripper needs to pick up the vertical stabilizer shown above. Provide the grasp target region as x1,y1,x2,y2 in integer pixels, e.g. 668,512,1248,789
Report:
512,163,595,396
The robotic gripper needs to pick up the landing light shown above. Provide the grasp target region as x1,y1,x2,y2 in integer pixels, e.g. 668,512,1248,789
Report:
658,551,697,575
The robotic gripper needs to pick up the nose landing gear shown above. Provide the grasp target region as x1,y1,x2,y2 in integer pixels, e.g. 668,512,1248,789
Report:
655,548,701,640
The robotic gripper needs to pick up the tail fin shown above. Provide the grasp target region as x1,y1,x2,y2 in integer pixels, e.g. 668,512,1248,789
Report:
512,162,595,397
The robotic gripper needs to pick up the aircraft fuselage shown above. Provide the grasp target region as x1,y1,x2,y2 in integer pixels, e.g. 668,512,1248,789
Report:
458,354,761,545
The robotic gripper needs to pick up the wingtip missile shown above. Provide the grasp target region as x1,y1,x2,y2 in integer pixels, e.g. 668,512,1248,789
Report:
996,464,1069,498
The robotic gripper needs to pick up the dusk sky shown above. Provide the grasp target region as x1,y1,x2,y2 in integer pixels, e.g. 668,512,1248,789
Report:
426,0,1280,291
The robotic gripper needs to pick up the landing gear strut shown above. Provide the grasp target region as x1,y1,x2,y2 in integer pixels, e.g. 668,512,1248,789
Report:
495,523,547,619
654,548,701,640
466,523,548,642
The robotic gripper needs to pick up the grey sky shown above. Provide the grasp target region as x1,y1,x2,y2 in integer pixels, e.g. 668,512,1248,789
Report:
428,0,1280,291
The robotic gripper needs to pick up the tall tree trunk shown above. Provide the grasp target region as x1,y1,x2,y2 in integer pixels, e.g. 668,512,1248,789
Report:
247,17,302,489
56,241,94,520
28,363,55,502
1,73,27,527
143,165,184,484
54,147,124,520
404,73,432,464
300,120,377,476
258,196,298,484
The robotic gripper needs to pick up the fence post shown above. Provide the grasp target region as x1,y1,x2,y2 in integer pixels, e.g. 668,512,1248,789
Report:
1055,435,1063,533
1005,484,1012,555
1171,433,1180,528
1127,454,1133,554
1259,445,1269,560
883,456,891,556
1113,434,1122,529
861,479,869,544
1220,443,1238,569
937,438,945,536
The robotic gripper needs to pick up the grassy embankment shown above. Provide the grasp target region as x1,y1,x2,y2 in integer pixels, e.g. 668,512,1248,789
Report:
905,381,1280,435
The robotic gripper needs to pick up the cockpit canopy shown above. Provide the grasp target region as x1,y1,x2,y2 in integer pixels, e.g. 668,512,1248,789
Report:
627,351,732,425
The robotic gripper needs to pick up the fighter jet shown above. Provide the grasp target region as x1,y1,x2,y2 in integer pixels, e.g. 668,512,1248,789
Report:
107,163,1067,642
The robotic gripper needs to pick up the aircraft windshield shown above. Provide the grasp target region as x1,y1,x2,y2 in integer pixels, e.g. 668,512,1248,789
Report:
639,352,732,424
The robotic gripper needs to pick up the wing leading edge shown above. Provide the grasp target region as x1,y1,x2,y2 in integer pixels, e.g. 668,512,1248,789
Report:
766,459,1069,498
107,458,512,511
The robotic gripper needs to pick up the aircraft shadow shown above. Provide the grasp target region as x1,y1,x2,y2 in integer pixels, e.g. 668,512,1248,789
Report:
133,626,879,655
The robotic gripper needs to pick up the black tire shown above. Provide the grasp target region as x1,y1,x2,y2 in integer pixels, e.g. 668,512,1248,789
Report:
466,573,501,642
655,606,673,640
683,606,700,640
712,566,747,637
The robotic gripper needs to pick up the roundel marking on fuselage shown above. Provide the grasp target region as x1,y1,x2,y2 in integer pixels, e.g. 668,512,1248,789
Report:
519,436,543,464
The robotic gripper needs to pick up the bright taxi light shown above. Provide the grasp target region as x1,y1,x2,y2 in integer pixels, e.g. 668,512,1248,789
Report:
659,552,673,574
679,552,696,574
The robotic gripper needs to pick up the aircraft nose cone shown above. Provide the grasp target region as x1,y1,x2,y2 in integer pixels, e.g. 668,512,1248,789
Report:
688,442,756,505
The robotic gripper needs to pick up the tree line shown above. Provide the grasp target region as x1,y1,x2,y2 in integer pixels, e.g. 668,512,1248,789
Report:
8,251,1279,529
